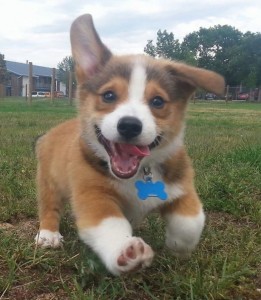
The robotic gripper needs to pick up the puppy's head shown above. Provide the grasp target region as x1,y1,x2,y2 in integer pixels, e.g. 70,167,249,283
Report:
70,14,225,179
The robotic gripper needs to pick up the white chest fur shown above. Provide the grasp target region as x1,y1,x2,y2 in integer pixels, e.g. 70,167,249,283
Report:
110,165,185,227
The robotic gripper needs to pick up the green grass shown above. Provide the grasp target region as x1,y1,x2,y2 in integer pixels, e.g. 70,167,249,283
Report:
0,98,260,299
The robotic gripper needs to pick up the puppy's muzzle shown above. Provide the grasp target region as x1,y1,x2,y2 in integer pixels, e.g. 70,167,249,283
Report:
117,117,142,140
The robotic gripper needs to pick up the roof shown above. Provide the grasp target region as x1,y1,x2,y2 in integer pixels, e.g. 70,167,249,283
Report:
6,60,55,77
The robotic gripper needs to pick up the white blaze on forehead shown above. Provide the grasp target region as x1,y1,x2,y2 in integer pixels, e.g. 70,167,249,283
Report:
100,59,157,145
128,63,147,103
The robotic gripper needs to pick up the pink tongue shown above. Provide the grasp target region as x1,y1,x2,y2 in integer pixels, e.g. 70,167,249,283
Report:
109,142,151,178
117,144,150,157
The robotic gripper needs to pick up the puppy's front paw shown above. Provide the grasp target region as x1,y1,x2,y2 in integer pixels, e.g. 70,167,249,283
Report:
35,229,63,248
115,237,154,275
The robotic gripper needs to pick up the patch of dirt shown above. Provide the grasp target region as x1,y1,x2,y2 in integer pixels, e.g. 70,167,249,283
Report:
227,286,261,300
7,287,69,300
34,293,61,300
206,211,259,230
15,219,39,240
0,222,14,230
0,219,38,240
6,285,35,300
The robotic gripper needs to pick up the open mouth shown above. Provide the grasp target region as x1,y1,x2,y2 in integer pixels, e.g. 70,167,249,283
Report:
95,125,161,179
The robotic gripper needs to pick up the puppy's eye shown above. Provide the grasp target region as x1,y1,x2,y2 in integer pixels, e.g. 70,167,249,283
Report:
102,91,117,103
150,96,165,109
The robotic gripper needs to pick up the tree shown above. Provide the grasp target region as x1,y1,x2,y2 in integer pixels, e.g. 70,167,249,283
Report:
182,25,242,85
0,53,9,84
228,32,261,87
144,30,196,65
144,40,157,57
144,30,197,65
57,56,76,94
155,30,181,60
145,25,261,87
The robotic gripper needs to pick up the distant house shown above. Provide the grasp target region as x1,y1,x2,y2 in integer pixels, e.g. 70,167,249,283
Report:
5,60,66,97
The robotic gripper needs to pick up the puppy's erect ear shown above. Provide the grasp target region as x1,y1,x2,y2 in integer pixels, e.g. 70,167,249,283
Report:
70,14,112,84
166,62,225,98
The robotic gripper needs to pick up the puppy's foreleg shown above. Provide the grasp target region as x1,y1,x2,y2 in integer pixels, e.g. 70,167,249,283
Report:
73,191,154,275
161,189,205,257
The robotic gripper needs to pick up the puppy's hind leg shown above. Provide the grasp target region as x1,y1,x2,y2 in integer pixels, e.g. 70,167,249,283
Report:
35,165,64,248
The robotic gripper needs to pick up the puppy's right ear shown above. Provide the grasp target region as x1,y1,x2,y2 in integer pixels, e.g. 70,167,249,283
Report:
70,14,112,84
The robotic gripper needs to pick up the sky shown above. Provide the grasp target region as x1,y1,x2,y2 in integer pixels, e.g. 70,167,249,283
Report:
1,0,260,68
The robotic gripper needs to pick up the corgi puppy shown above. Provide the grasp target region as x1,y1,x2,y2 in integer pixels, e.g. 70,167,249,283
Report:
35,14,225,275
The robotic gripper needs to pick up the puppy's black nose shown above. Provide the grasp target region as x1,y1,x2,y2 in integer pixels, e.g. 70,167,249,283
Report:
117,117,142,139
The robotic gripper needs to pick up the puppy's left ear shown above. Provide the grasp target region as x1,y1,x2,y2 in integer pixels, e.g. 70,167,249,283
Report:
70,14,112,84
166,62,225,98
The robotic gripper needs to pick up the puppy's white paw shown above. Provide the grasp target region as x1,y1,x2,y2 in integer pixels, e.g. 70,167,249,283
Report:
35,229,63,248
114,237,154,275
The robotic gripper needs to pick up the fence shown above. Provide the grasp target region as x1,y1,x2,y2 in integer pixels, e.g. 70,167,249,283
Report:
195,86,261,101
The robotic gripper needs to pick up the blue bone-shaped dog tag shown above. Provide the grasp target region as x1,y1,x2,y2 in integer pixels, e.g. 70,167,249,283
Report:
135,180,168,201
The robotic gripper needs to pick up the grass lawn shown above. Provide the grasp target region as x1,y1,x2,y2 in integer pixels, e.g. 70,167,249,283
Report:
0,98,260,300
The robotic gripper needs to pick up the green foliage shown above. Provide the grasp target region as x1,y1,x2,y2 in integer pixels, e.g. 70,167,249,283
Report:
229,32,261,87
145,25,261,87
57,56,76,93
156,30,181,60
144,40,157,57
183,25,242,77
144,30,197,65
